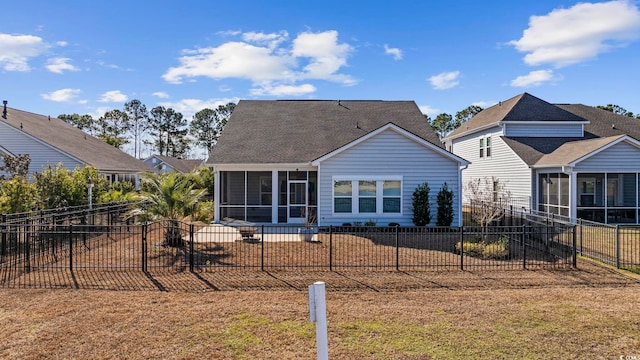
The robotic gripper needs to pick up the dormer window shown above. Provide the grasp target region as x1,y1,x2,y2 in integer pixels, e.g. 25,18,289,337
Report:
479,136,491,158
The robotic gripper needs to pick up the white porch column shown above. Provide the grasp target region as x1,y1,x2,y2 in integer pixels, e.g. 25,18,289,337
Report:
570,171,577,220
272,170,279,224
214,168,221,223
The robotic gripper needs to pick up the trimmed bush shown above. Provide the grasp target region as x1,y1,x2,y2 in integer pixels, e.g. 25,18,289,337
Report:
455,242,484,257
436,182,454,226
482,242,509,259
412,182,431,226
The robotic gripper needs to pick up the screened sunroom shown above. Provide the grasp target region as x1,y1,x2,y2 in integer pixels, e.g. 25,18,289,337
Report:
217,170,317,224
538,172,640,224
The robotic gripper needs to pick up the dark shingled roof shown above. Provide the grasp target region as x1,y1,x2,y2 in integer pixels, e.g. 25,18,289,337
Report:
499,102,640,167
2,107,153,173
447,93,587,140
208,100,442,164
557,104,640,141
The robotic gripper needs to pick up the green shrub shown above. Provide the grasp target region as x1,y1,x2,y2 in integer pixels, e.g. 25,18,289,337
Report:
192,200,215,222
455,242,484,257
364,219,377,227
388,222,400,227
412,182,431,226
436,182,454,226
456,236,510,259
482,242,509,259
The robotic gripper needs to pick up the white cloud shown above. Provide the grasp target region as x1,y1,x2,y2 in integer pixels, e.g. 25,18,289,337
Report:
384,44,403,60
510,69,555,87
91,106,112,119
418,105,440,117
162,30,355,95
471,101,496,108
242,31,289,48
158,97,240,119
0,33,48,71
98,90,128,103
152,91,170,99
250,83,316,96
46,57,79,74
429,71,460,90
510,0,640,67
41,88,81,102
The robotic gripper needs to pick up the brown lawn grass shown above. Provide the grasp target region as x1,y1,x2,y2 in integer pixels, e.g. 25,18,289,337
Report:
1,260,640,359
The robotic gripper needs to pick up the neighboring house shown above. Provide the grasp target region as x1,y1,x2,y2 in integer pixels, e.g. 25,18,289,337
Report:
444,92,640,224
207,100,469,226
144,155,204,174
0,105,153,187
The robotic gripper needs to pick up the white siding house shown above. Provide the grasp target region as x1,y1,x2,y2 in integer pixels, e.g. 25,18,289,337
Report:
445,93,640,224
208,100,469,226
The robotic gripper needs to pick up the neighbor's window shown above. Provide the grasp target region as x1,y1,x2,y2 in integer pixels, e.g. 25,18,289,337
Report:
480,136,491,158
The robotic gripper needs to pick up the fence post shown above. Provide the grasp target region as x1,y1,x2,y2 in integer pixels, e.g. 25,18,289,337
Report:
395,225,399,271
578,219,583,255
189,223,195,272
260,225,265,272
329,225,333,271
24,220,31,273
615,224,620,269
69,224,73,272
142,223,147,272
522,224,527,270
1,214,6,256
572,225,577,268
460,226,464,270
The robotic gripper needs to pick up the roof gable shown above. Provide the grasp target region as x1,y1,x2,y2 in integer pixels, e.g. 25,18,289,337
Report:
208,100,443,165
446,93,587,140
533,135,631,167
2,107,152,173
311,123,469,166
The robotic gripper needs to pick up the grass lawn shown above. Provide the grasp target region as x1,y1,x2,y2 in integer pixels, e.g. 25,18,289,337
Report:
2,262,640,359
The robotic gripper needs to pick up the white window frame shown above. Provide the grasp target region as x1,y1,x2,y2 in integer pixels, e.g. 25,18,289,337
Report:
332,176,403,216
479,136,491,159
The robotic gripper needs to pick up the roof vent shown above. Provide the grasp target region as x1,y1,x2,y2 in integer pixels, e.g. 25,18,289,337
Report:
2,100,7,119
612,124,616,129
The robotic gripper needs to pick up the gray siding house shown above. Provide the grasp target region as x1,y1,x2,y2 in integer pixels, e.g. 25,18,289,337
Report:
0,105,153,185
144,155,204,174
207,100,469,226
444,93,640,224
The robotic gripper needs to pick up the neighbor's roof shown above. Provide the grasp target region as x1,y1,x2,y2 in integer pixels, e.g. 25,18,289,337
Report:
208,100,443,164
446,93,587,141
499,103,640,167
533,135,627,167
2,107,153,173
148,155,204,173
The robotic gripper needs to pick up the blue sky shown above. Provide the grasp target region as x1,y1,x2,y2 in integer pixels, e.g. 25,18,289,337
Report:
3,0,640,137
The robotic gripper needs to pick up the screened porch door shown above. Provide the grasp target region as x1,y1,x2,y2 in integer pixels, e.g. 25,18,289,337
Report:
288,180,307,224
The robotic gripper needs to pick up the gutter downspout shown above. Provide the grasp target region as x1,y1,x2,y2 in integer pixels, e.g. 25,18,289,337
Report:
458,163,469,226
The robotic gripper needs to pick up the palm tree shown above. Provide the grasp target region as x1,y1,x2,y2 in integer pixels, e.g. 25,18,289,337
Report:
129,171,207,247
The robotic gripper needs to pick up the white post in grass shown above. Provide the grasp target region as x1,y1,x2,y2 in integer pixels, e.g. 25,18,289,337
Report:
309,281,329,360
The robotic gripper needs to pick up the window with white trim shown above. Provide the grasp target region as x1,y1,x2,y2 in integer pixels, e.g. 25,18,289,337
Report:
479,136,491,158
333,178,402,215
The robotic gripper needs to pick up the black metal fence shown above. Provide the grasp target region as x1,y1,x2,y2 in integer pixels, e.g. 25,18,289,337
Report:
1,217,577,287
464,202,640,272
